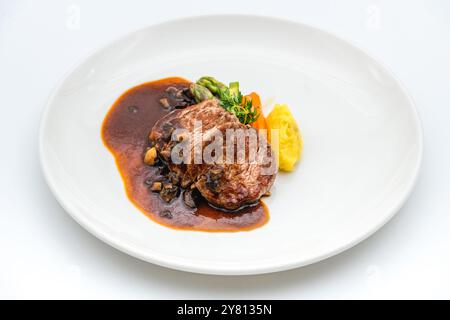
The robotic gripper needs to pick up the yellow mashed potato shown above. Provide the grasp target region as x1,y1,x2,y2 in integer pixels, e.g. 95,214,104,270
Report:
267,104,302,171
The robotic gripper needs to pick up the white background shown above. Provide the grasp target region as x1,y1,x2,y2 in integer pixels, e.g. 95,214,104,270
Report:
1,0,449,299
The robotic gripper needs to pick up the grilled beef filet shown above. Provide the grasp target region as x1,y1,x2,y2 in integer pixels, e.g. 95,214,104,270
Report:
150,99,276,210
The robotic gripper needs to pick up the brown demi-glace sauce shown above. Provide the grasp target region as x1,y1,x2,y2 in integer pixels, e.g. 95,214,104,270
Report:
101,77,269,232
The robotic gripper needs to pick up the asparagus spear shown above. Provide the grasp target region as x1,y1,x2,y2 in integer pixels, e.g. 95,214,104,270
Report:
228,81,240,100
190,83,214,103
197,76,227,95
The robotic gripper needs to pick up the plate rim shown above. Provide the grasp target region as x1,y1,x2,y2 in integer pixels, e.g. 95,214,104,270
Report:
39,14,424,275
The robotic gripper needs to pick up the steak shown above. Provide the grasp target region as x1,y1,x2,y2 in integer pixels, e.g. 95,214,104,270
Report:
150,99,276,210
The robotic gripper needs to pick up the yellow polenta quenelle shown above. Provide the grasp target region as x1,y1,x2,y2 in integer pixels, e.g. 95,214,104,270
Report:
267,104,302,171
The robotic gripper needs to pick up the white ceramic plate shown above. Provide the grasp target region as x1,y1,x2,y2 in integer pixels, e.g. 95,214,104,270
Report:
40,15,422,275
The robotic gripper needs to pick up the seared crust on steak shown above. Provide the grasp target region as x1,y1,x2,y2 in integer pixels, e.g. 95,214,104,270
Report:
150,99,276,210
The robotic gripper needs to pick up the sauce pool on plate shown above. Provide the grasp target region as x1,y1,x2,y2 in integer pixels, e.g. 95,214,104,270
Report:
101,77,269,232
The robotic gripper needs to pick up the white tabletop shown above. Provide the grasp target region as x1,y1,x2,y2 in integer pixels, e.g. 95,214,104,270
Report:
1,0,449,299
